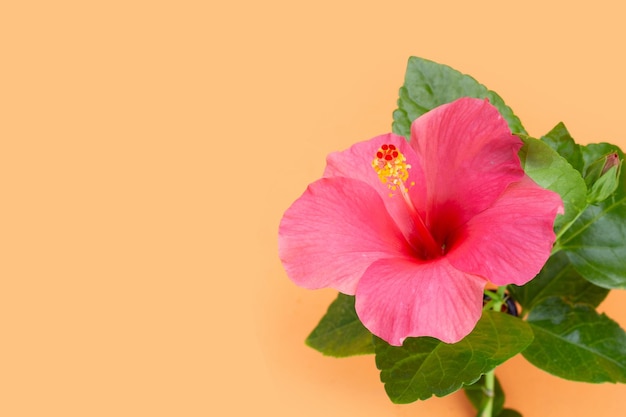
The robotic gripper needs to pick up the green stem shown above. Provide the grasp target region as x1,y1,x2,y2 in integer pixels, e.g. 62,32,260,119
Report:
479,286,507,417
480,369,495,417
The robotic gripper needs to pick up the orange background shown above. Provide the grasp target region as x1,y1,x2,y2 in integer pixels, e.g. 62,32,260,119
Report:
2,1,626,416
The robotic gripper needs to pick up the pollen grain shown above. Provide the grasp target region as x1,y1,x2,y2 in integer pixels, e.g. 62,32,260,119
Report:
372,144,411,193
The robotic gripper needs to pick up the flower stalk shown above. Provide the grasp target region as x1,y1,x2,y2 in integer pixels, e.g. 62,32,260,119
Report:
479,286,506,417
480,370,496,417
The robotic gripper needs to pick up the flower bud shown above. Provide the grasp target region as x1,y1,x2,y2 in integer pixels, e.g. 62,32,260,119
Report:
585,152,621,203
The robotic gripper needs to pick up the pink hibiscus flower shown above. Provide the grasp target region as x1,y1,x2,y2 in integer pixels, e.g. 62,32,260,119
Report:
278,98,563,345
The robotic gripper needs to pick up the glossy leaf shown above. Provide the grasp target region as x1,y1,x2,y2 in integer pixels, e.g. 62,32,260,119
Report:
560,143,626,289
375,311,533,403
561,200,626,288
305,293,374,357
392,57,526,138
508,251,609,315
540,122,584,173
523,297,626,382
518,136,587,230
499,409,523,417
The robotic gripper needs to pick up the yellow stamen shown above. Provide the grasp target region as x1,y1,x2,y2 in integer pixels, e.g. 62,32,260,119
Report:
372,144,411,193
372,143,443,259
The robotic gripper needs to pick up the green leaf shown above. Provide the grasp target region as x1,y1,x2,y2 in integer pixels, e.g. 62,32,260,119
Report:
464,375,505,417
523,297,626,383
540,122,584,173
305,293,375,357
518,136,588,231
508,251,609,315
560,143,626,289
392,57,526,138
374,311,533,403
498,409,523,417
537,140,626,288
561,199,626,289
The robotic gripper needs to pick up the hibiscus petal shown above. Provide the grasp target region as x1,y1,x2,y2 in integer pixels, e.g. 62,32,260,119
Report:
278,177,413,294
446,175,563,286
323,133,427,242
409,98,525,242
355,257,486,345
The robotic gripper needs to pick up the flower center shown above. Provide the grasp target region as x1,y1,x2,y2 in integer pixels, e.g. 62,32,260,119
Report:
372,144,443,260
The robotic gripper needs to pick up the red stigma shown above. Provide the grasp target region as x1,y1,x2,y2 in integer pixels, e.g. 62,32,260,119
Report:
377,144,400,162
